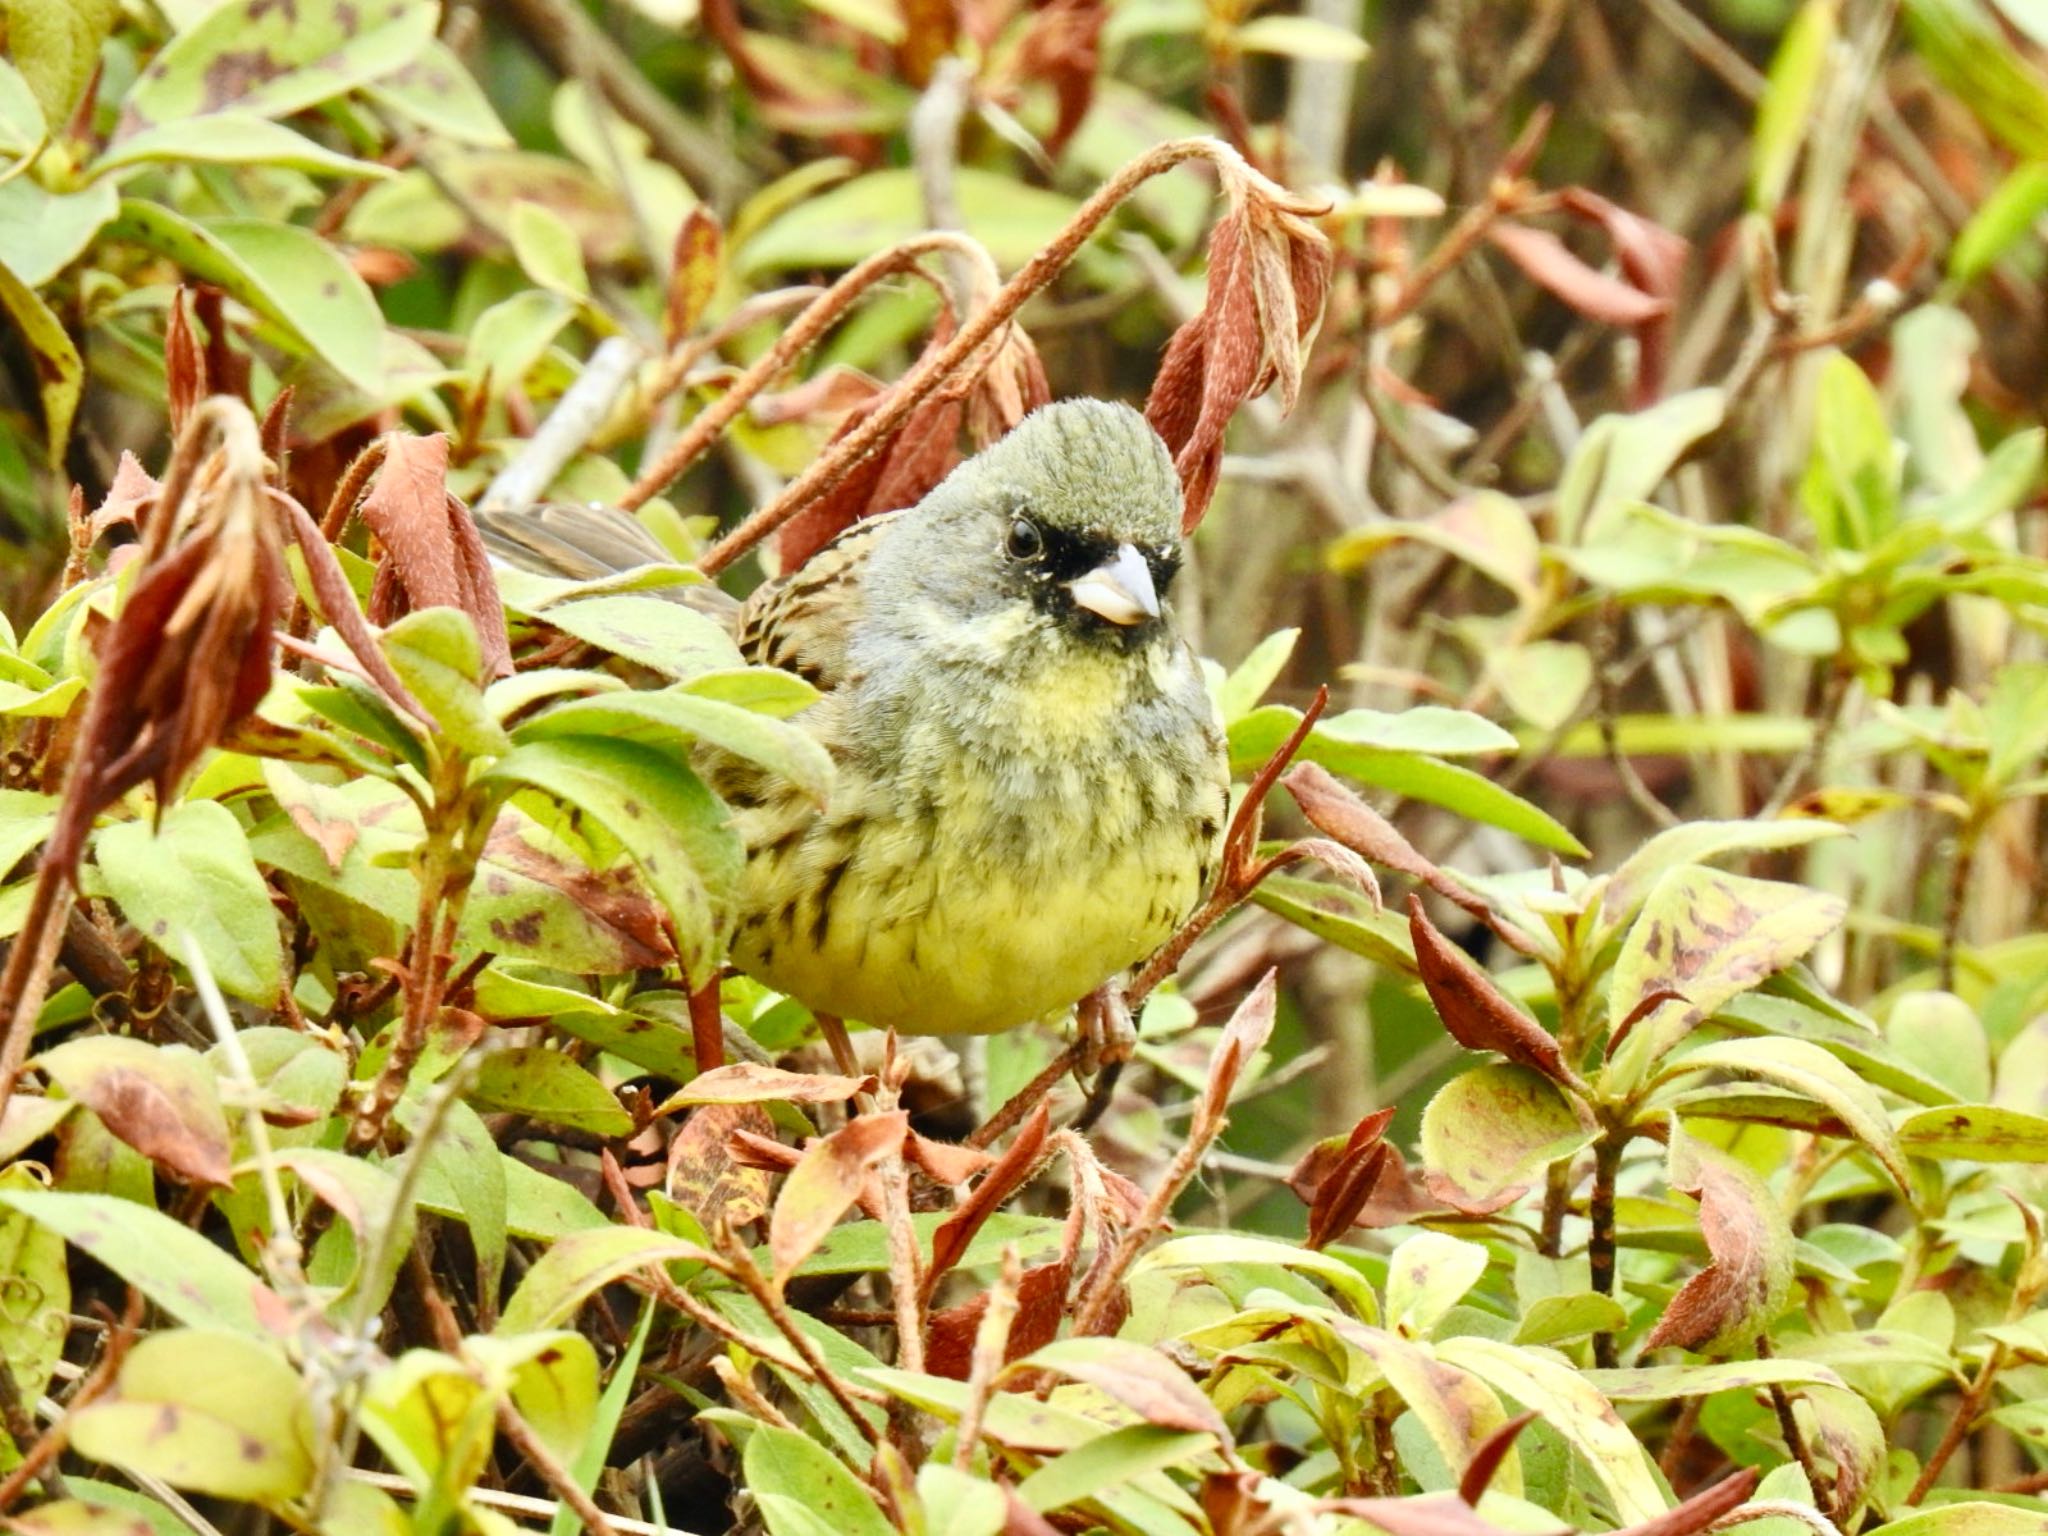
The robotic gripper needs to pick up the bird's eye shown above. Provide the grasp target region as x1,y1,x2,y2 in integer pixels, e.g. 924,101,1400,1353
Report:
1006,517,1044,561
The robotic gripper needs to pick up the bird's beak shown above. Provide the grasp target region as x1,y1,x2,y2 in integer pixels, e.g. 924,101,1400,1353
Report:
1067,543,1160,627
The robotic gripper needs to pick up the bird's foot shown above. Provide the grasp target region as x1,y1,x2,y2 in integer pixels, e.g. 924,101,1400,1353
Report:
1075,983,1136,1076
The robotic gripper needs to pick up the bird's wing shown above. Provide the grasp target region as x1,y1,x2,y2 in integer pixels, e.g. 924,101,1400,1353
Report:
735,511,904,687
473,502,742,628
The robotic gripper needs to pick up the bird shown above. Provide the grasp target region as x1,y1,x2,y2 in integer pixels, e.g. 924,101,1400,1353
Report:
477,399,1230,1067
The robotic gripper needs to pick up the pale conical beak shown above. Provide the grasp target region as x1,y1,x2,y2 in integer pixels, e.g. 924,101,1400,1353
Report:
1067,543,1160,626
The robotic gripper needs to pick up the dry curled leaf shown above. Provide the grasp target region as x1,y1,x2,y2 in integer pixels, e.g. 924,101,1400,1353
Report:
1407,895,1574,1086
1291,1106,1395,1249
1642,1132,1794,1354
1561,188,1689,406
1146,164,1332,528
357,432,512,678
926,1101,1051,1300
1006,0,1108,158
1485,218,1670,334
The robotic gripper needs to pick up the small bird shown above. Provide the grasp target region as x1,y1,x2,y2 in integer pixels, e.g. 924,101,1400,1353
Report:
480,400,1229,1062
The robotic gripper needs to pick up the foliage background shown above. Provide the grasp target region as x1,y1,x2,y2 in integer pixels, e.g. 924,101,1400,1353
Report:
3,0,2048,1534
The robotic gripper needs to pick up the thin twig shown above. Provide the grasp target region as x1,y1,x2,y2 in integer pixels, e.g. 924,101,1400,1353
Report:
497,1400,621,1536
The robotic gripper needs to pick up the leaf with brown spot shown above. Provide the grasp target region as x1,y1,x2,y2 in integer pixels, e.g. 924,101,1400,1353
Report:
767,1110,909,1280
1408,896,1572,1085
926,1101,1050,1301
36,1037,232,1188
1485,221,1669,326
1609,867,1845,1064
665,206,723,346
667,1102,774,1229
1009,1336,1230,1440
1641,1131,1793,1354
655,1063,876,1112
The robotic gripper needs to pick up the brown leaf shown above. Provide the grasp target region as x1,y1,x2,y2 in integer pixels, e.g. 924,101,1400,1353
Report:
657,1063,875,1111
1008,0,1106,157
896,0,961,86
925,1257,1071,1379
667,1101,774,1229
1642,1133,1793,1353
36,1038,231,1188
165,293,205,437
357,432,512,678
906,1133,994,1187
665,206,724,346
1022,1338,1230,1439
1294,1107,1395,1249
1197,969,1279,1134
1408,896,1572,1085
88,452,163,543
193,288,250,406
750,366,885,427
1458,1411,1537,1506
1561,188,1690,406
767,1110,910,1279
1320,1493,1567,1536
1145,167,1332,529
1286,762,1504,930
1611,1469,1759,1536
1485,221,1668,326
927,1101,1051,1298
47,406,285,875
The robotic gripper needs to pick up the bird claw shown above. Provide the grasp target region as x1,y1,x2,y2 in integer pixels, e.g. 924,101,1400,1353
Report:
1075,984,1136,1076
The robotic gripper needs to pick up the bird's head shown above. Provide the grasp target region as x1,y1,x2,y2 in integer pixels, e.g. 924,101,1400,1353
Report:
901,399,1186,654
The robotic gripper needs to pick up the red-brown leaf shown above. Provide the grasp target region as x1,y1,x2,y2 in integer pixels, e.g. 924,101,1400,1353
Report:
924,1257,1070,1379
165,295,204,437
1197,969,1279,1133
1407,895,1570,1083
1641,1136,1792,1353
767,1110,909,1279
357,432,511,677
927,1101,1051,1297
1486,221,1667,325
665,206,724,346
1612,1469,1759,1536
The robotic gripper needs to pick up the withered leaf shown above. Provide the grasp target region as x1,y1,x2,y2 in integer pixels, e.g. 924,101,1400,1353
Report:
1319,1493,1568,1536
1458,1411,1538,1506
667,1101,774,1229
1286,763,1508,932
906,1133,994,1187
927,1101,1051,1299
1642,1132,1793,1354
1611,1468,1758,1536
1485,221,1668,327
656,1063,875,1112
1294,1107,1395,1249
1197,969,1279,1132
357,432,512,678
665,206,724,346
1408,895,1572,1086
767,1109,909,1280
36,1036,232,1189
1008,0,1107,157
165,293,205,437
1016,1338,1229,1440
925,1257,1071,1380
1560,188,1689,406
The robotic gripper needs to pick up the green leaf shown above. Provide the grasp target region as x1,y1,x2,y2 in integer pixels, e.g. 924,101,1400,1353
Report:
467,1331,601,1467
117,0,435,130
2,0,116,129
1215,628,1298,725
403,1099,507,1310
1419,1063,1595,1213
66,1330,314,1505
740,168,1081,273
366,40,511,147
1584,1358,1849,1400
1657,1037,1910,1189
96,801,284,1004
0,253,80,458
1602,818,1846,930
1801,351,1900,552
1886,990,1991,1101
106,202,385,391
516,688,833,803
382,607,510,757
1330,491,1540,600
1951,161,2048,281
741,1425,895,1536
0,58,45,159
515,592,744,680
93,113,391,180
0,1165,67,1403
1904,0,2048,158
0,1189,285,1335
550,1304,654,1536
1386,1232,1490,1339
1135,1233,1380,1321
498,1227,709,1334
510,199,590,300
1898,1103,2048,1162
1865,1505,2048,1536
917,1464,1007,1536
468,1047,632,1137
484,737,742,986
0,175,115,287
1253,875,1415,969
1015,1425,1214,1515
1752,0,1838,208
1434,1335,1666,1525
1232,14,1370,58
1556,389,1727,544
